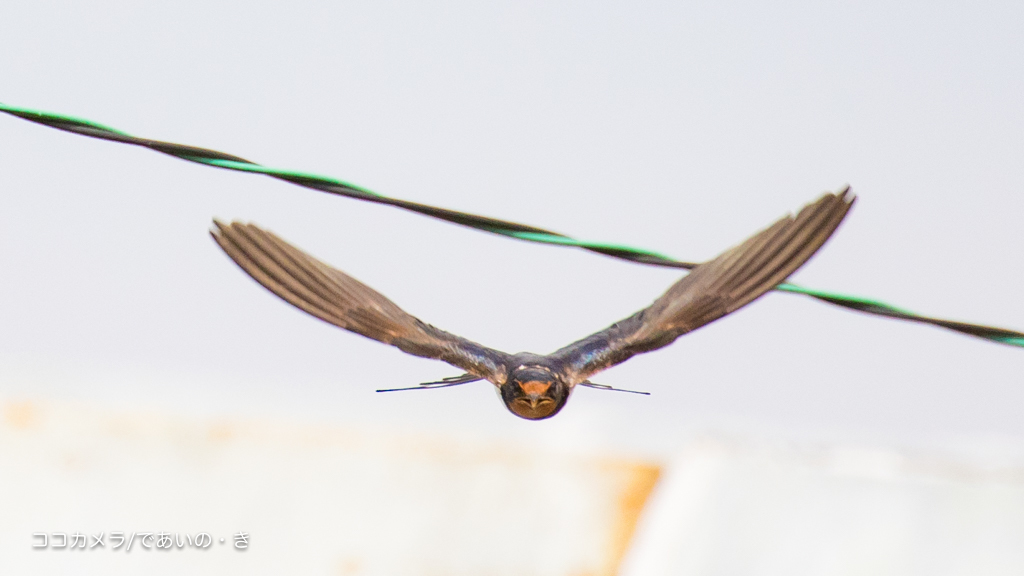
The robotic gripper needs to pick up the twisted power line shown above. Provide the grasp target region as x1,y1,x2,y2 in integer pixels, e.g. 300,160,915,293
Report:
2,102,1020,348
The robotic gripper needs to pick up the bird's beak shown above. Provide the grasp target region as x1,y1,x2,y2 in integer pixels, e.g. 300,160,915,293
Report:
521,381,553,408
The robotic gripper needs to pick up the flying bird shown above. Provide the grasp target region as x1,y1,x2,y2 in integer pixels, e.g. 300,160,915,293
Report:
211,188,854,420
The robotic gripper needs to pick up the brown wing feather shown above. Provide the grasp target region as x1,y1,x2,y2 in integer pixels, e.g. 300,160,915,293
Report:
551,188,855,384
211,221,511,383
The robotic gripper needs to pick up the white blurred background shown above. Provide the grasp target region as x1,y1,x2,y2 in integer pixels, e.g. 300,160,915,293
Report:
1,1,1022,574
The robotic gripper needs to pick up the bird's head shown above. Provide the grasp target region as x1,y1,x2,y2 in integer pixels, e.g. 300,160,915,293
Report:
499,365,571,420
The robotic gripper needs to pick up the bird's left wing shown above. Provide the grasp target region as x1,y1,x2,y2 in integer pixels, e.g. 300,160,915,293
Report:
550,189,855,385
211,221,511,383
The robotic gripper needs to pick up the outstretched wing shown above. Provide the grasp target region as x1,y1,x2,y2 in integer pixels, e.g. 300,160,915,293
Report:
211,221,512,384
551,188,855,384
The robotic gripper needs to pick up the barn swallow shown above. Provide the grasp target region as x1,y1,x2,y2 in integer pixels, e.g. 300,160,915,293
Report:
211,189,854,420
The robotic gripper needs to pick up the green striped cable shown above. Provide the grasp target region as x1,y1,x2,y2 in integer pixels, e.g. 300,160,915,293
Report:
1,102,1020,348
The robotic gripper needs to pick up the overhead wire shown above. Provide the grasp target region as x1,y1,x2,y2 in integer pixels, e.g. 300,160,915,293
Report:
2,102,1020,348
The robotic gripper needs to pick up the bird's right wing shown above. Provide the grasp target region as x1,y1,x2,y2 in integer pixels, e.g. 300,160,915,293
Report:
212,221,512,384
551,188,855,384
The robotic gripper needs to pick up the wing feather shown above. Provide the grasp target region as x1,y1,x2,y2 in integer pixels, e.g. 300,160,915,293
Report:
551,188,855,384
211,221,511,383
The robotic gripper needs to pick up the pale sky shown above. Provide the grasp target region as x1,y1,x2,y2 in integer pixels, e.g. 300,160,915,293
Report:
1,0,1022,460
